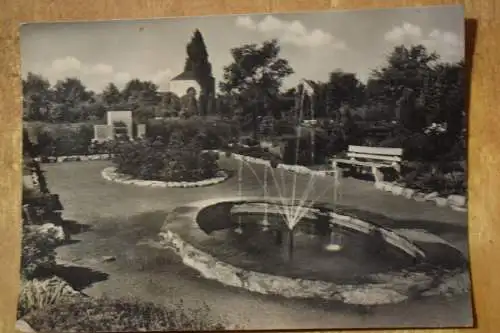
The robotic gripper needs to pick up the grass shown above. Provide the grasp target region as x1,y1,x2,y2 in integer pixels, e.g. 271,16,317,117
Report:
23,296,226,332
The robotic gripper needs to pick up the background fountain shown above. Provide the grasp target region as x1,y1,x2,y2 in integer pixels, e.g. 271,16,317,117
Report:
230,81,344,263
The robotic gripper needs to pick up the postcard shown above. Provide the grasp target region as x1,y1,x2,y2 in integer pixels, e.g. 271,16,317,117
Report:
18,4,471,331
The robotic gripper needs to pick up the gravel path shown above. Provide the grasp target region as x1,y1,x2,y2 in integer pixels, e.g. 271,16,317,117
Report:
45,159,472,330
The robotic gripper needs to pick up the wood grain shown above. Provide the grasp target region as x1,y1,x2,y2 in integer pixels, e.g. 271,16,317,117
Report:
0,0,498,332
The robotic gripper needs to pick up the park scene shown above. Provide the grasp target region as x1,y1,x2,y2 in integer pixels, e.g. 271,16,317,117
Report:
17,5,472,332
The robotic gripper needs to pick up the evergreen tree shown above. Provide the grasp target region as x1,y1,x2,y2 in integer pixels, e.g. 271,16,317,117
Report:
184,29,214,115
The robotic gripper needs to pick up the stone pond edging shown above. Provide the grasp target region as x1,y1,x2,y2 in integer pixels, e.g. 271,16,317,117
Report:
374,181,467,213
101,167,230,188
157,196,469,306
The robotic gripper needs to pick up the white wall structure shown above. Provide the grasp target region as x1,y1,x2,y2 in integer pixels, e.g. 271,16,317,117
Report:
106,110,133,138
168,71,200,99
169,79,200,99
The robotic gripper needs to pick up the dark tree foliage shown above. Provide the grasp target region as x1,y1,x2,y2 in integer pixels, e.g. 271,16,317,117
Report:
184,29,214,115
219,39,294,137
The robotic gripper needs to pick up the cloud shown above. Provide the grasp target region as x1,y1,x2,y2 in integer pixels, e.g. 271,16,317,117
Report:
384,22,464,61
51,56,82,73
113,72,132,85
235,15,346,49
384,22,422,42
40,56,173,91
89,63,114,75
148,69,172,85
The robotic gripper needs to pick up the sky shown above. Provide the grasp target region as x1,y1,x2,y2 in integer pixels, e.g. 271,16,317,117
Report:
20,4,464,94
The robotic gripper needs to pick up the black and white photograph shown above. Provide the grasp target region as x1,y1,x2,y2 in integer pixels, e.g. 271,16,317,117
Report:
18,4,472,332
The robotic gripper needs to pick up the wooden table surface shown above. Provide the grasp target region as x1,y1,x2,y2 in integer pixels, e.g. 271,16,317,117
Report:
0,0,498,332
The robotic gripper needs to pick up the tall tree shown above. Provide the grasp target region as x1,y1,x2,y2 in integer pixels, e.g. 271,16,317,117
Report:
184,29,214,115
368,44,439,121
325,71,365,119
121,79,159,107
53,78,93,106
184,29,213,82
22,72,52,121
219,39,294,137
102,82,122,106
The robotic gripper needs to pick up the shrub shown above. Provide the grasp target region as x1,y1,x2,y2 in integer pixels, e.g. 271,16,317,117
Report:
18,277,80,318
21,226,59,280
23,296,226,332
113,135,220,182
146,118,238,150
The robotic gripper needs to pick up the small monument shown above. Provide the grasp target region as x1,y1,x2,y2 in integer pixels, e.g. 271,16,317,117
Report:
93,110,146,142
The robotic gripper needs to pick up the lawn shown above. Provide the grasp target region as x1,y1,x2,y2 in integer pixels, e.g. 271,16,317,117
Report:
22,158,471,330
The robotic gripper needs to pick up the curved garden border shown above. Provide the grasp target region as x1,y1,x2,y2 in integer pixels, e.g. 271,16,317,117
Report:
34,154,114,163
205,150,335,177
375,181,467,213
158,196,470,306
101,167,230,188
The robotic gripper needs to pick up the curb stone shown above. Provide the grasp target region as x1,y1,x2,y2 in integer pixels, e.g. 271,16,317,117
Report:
34,154,114,163
211,150,333,178
101,167,230,188
374,181,467,212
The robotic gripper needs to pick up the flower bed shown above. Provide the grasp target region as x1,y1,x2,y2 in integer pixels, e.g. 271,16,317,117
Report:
101,167,230,188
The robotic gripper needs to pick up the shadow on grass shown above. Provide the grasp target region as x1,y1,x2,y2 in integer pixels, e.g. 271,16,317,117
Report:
37,265,109,291
63,219,92,235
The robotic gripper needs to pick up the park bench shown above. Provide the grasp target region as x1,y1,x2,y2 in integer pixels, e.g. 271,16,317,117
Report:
331,145,403,182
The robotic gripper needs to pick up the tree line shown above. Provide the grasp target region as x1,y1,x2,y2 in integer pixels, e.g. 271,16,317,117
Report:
23,29,465,150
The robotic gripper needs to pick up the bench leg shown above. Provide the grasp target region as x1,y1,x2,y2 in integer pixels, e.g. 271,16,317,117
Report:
371,166,384,183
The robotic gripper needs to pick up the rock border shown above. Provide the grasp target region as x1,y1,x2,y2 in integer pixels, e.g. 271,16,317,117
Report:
101,167,230,188
34,154,114,163
374,181,467,213
207,150,336,177
158,197,470,305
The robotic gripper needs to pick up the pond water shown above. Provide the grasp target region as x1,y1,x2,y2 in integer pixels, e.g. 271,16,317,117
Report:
196,201,420,282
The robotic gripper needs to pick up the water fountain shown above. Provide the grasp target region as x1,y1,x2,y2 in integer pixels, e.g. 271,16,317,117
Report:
228,82,345,262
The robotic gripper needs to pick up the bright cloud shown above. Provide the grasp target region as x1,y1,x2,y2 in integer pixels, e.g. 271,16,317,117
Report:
89,63,114,75
51,56,82,73
39,56,172,91
384,22,422,42
384,22,464,61
235,15,346,49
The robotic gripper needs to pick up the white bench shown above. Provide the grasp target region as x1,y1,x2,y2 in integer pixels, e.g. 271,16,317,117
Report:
332,145,403,182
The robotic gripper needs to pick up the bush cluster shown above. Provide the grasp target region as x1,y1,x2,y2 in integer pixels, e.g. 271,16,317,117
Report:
20,226,59,281
113,136,220,182
146,117,239,150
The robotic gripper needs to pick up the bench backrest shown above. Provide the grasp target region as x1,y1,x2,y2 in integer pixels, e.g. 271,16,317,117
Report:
347,145,403,163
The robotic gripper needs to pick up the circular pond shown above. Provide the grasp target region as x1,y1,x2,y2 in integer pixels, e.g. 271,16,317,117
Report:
160,197,469,303
192,199,427,283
